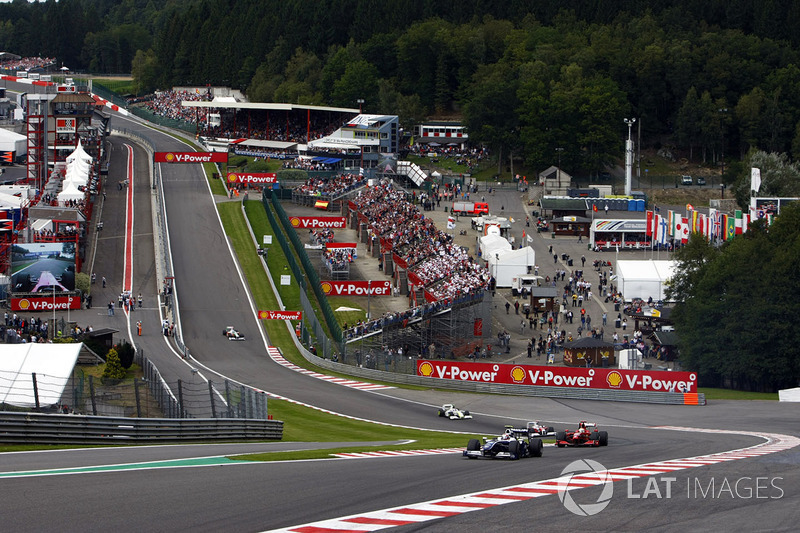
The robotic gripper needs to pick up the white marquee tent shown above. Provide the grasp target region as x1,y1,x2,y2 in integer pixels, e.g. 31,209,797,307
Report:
57,181,84,203
479,234,512,258
488,246,536,287
616,259,676,302
66,142,93,165
0,344,81,408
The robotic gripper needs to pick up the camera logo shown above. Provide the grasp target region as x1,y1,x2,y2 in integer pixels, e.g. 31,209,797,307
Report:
558,459,614,516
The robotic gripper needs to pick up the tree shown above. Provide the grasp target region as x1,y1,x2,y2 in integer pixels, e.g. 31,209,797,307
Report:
131,48,159,95
669,203,800,391
732,150,800,207
102,348,126,380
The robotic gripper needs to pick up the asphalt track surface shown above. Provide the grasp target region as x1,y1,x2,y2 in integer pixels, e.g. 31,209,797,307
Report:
1,112,797,532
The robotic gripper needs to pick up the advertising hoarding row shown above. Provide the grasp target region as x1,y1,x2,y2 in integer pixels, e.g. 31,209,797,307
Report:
416,360,697,393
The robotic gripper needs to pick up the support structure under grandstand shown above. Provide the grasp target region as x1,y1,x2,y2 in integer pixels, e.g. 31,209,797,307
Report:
342,292,493,363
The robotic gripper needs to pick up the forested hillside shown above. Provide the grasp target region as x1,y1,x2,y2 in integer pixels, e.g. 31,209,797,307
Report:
5,0,800,175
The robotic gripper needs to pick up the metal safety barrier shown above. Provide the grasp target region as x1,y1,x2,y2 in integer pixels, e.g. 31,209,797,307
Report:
0,411,283,445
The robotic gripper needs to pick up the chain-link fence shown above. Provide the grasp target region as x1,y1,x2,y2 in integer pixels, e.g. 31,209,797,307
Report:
0,354,268,419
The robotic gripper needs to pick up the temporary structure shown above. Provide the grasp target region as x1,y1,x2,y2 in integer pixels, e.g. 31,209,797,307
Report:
487,246,536,287
479,234,511,258
0,344,81,408
616,260,676,302
57,181,84,203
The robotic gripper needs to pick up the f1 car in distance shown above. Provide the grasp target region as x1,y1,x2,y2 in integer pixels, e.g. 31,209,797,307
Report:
223,326,245,341
438,404,473,420
555,421,608,447
463,426,544,460
527,420,556,437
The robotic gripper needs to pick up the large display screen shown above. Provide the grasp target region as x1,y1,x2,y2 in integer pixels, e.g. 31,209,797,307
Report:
11,242,76,293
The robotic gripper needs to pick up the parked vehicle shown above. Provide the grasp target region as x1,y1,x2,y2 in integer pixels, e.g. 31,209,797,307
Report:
681,175,693,185
452,201,489,216
511,275,542,296
696,176,706,186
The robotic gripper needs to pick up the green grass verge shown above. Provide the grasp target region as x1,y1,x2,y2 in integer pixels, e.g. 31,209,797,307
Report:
232,398,476,461
698,388,778,401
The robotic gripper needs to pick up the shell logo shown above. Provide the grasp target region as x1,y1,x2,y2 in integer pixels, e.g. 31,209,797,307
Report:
321,282,332,294
419,362,433,377
257,310,268,319
18,299,30,310
227,173,237,182
606,371,623,388
164,153,175,162
510,366,526,383
290,217,300,227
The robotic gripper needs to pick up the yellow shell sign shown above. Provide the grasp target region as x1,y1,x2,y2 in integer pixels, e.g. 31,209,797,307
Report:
606,371,623,388
510,366,526,383
418,362,433,377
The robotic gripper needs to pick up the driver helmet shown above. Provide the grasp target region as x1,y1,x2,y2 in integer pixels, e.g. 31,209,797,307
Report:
579,421,586,429
502,428,514,439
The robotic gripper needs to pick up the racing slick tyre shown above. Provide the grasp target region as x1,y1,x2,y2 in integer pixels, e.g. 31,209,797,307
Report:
592,430,600,445
463,410,470,417
556,431,567,448
598,431,609,446
530,438,543,457
508,440,520,460
438,409,445,417
547,426,555,434
467,439,481,451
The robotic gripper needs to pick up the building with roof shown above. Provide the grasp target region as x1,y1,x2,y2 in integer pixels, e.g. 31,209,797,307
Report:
538,165,572,195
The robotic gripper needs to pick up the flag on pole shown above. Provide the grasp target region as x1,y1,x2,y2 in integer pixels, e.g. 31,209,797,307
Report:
686,203,694,212
657,214,668,245
447,216,456,229
646,210,654,237
681,217,689,244
751,167,761,192
725,215,735,240
734,210,743,235
741,212,749,234
667,210,675,236
671,211,682,237
691,210,699,233
593,204,598,212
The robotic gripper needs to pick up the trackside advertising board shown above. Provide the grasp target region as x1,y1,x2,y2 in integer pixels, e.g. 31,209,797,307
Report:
11,295,81,311
320,280,391,296
154,152,228,163
258,310,302,320
416,360,697,393
289,216,346,229
227,172,278,184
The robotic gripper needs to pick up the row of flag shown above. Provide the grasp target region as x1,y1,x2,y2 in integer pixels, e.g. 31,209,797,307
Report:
646,204,773,245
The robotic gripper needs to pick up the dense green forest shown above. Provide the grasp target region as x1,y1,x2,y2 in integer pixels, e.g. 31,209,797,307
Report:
667,201,800,392
5,0,800,177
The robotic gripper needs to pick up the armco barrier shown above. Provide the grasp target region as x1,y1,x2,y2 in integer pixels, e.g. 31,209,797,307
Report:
0,412,283,445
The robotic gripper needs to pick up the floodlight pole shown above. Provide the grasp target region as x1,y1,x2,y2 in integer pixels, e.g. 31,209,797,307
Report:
623,118,636,196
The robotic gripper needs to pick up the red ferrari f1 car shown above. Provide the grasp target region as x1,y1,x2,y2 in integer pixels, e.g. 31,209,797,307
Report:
555,421,608,447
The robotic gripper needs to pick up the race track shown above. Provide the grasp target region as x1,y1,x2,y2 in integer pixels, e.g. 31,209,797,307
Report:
2,113,796,532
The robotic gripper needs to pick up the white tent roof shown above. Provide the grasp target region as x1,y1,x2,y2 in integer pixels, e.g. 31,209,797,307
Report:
0,191,24,208
66,142,92,164
0,343,81,408
501,245,535,263
480,234,512,257
616,260,676,302
0,127,26,143
58,182,84,201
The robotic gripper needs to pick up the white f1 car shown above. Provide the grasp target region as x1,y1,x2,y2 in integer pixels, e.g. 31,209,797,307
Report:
223,326,245,341
527,420,556,437
438,404,473,420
